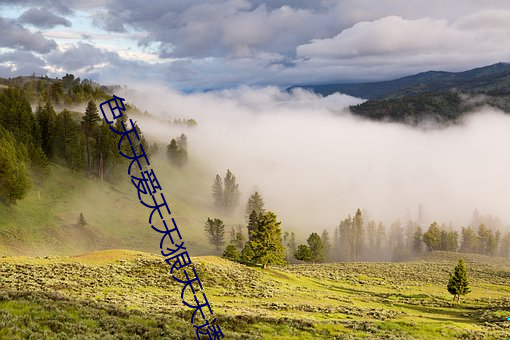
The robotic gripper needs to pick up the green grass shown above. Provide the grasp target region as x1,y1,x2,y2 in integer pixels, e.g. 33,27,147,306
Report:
0,250,508,338
0,152,231,256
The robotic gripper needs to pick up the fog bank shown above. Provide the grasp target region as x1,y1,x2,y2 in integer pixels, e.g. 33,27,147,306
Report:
119,85,510,231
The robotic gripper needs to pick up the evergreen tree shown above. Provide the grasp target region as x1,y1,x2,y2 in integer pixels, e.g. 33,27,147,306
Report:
444,230,459,252
294,244,311,262
247,210,259,241
283,231,297,262
0,87,33,145
338,216,352,261
36,102,57,158
211,174,224,210
78,212,87,226
240,243,254,264
223,244,240,262
460,226,478,253
447,259,471,303
388,220,404,252
223,169,240,214
0,131,31,205
229,225,246,251
307,232,325,263
81,100,100,173
375,222,387,258
352,209,364,261
204,218,225,251
166,134,188,167
500,232,510,258
366,220,377,259
244,191,265,220
177,133,188,150
244,211,285,268
487,229,500,256
332,226,341,261
321,229,331,262
477,224,498,255
55,109,80,168
412,226,423,254
423,222,441,251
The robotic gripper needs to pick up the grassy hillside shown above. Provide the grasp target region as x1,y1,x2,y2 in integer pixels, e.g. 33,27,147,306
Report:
0,250,509,339
0,151,232,257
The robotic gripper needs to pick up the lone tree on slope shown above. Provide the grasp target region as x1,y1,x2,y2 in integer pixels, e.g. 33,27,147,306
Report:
447,259,471,303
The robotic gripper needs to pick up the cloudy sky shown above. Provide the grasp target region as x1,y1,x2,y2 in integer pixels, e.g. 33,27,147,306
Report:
1,0,510,90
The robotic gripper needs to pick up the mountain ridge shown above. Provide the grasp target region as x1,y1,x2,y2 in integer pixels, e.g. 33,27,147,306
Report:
289,62,510,100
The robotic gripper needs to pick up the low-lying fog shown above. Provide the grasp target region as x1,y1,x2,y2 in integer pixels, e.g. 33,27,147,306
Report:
118,85,510,231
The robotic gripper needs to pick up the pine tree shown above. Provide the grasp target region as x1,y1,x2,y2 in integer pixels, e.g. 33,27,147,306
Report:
412,226,423,254
307,232,325,263
244,211,286,268
212,174,224,210
36,102,57,158
81,100,100,173
500,232,510,258
78,212,87,226
366,220,377,259
423,222,441,251
338,216,352,261
460,226,478,253
223,244,240,262
244,191,265,220
223,169,240,214
294,244,311,262
321,230,331,262
376,222,387,259
447,259,471,303
204,218,225,251
55,109,80,168
0,131,31,205
240,243,254,264
352,209,364,261
229,225,246,251
332,227,341,261
247,210,260,241
283,231,297,262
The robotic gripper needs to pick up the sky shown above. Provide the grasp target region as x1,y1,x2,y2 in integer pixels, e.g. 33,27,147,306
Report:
1,0,510,90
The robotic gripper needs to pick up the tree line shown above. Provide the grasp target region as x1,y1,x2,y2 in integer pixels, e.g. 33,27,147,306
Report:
0,85,151,205
203,171,510,267
298,210,510,263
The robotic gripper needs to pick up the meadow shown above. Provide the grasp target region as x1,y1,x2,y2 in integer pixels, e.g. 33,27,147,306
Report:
0,250,508,339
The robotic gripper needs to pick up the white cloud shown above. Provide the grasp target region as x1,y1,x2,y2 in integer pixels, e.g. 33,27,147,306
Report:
297,12,510,66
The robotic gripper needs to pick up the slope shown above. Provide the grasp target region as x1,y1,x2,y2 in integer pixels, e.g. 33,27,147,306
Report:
0,250,508,338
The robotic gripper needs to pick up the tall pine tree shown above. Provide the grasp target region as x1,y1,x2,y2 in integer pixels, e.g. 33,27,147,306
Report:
81,100,100,173
245,191,265,221
223,169,240,214
204,218,225,251
212,174,224,210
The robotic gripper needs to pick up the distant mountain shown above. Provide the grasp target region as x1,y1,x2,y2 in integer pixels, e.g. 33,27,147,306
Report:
289,62,510,100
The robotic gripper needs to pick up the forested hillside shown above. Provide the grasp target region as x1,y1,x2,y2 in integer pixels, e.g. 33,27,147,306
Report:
291,63,510,124
0,75,215,256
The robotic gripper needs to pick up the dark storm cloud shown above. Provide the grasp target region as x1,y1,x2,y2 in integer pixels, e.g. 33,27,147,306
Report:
0,16,57,53
18,7,72,29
